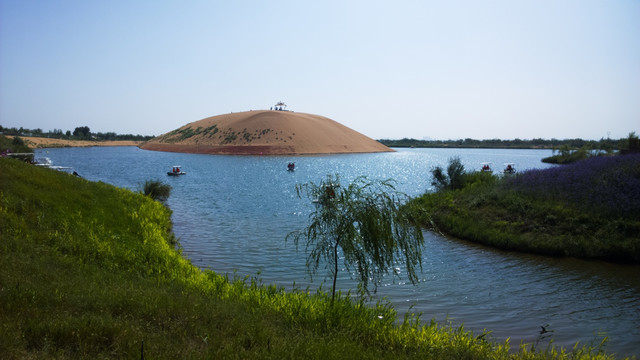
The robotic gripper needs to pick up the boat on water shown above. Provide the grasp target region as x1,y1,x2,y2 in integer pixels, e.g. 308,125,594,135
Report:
503,163,517,174
168,165,186,176
287,162,295,172
311,183,339,204
480,162,492,172
34,157,53,167
33,156,73,171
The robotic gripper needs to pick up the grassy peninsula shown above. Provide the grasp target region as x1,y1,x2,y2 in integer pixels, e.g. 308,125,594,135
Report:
411,154,640,263
0,156,623,359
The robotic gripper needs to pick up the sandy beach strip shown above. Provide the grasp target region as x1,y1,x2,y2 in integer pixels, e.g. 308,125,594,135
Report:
10,136,142,148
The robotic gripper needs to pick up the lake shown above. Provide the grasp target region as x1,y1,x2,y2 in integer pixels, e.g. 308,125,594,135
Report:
36,146,639,357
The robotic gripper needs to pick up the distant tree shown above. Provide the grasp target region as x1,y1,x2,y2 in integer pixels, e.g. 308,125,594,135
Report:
620,131,640,153
12,136,25,147
73,126,91,138
96,132,117,141
287,175,425,304
629,132,640,150
558,144,572,157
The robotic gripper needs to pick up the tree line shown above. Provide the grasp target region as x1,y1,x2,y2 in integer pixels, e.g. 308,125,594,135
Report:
0,125,154,142
378,136,625,151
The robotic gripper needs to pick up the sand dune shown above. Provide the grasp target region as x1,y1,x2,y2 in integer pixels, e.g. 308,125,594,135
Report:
140,110,393,155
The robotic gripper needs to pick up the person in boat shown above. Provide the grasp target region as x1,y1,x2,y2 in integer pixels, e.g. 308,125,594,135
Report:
325,185,335,198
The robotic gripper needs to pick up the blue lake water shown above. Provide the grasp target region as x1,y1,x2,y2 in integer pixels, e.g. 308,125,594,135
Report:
36,146,640,357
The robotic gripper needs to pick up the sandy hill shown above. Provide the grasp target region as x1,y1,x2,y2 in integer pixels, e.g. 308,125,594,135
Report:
140,110,393,155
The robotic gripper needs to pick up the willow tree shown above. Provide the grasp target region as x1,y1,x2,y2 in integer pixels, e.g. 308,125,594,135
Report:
287,175,425,303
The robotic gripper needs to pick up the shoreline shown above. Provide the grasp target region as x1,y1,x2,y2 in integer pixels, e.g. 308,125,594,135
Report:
139,143,393,155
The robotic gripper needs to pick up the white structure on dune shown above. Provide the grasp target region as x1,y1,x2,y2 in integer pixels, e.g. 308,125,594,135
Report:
273,101,287,111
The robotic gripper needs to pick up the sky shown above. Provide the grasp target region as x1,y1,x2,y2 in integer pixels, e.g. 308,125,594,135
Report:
1,1,638,140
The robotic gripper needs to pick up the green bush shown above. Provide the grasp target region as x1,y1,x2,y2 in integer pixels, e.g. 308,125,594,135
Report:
431,156,466,191
141,179,171,203
0,135,32,154
431,157,498,192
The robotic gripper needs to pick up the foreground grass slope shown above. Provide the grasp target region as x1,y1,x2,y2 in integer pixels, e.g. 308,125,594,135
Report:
0,157,620,359
412,154,640,262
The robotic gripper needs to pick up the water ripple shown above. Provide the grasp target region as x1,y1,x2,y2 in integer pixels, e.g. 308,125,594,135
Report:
37,146,640,358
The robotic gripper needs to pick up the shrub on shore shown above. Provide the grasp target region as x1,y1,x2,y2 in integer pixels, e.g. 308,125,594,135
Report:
431,156,498,191
0,135,32,154
141,179,172,203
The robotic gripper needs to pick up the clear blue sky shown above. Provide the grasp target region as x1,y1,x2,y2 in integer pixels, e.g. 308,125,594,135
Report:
1,1,638,140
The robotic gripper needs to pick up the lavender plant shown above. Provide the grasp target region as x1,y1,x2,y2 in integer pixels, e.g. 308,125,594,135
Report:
505,154,640,218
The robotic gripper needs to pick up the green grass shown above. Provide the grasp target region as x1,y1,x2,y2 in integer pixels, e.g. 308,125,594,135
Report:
0,157,622,359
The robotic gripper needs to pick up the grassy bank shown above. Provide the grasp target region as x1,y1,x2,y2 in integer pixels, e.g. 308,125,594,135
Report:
412,154,640,263
0,157,621,359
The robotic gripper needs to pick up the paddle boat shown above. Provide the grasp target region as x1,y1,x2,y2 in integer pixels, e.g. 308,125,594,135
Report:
168,165,186,176
503,163,517,174
480,162,492,172
312,183,339,204
32,157,73,171
34,157,53,167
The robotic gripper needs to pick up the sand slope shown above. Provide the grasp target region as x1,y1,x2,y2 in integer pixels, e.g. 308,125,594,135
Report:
140,110,393,155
